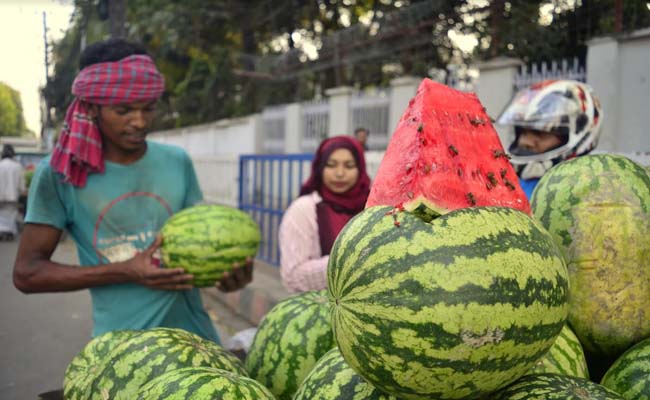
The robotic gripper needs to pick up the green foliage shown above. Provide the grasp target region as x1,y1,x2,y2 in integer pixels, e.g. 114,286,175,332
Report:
0,82,28,137
42,0,650,129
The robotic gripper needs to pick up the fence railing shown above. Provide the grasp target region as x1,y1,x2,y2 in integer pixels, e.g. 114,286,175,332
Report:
301,99,330,153
238,154,314,266
515,57,586,91
351,91,390,150
261,105,287,154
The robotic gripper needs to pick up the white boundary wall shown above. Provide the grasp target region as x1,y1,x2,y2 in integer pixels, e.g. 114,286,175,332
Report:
149,28,650,202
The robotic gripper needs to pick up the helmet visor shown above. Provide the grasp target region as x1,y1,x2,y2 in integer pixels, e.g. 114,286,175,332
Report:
496,89,580,134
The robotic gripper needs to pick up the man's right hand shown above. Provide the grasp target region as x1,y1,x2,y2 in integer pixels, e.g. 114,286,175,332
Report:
126,235,194,291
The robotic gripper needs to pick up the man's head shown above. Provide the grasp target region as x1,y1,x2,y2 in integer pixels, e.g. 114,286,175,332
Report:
77,39,164,156
354,127,369,148
79,39,149,70
1,144,15,159
498,80,602,179
49,39,165,186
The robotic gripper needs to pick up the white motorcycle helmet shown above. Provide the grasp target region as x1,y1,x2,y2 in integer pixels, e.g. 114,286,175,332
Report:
497,79,603,179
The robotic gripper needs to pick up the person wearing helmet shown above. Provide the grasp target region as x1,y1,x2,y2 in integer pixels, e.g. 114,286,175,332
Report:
497,79,603,198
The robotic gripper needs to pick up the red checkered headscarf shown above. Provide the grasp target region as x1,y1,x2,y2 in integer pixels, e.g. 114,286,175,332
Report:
50,54,165,187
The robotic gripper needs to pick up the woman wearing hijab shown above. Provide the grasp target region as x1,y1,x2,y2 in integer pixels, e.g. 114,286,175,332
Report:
279,136,371,292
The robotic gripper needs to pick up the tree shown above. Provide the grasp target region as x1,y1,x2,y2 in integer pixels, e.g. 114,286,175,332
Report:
0,82,28,137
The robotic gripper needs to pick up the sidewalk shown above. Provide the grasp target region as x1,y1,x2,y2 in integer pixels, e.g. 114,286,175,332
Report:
203,260,291,327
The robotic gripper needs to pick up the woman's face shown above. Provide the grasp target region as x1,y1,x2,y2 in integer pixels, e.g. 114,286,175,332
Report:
322,148,359,194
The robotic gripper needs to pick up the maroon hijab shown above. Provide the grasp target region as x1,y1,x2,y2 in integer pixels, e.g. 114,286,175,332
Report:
300,136,371,255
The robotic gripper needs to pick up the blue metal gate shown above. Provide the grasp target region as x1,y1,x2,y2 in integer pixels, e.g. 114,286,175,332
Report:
238,154,314,266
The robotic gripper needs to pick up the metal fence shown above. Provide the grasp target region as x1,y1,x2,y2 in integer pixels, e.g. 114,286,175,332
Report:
238,154,314,266
261,105,287,154
351,91,390,150
301,99,330,153
515,57,586,91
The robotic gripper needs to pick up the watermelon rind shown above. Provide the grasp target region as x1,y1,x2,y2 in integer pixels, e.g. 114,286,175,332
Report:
328,206,569,399
601,337,650,399
89,327,246,400
63,330,138,400
294,347,398,400
136,366,275,399
531,154,650,358
245,290,335,400
161,204,261,287
492,373,624,400
526,324,589,379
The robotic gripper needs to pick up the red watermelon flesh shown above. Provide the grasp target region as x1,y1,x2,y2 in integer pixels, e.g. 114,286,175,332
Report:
366,79,531,219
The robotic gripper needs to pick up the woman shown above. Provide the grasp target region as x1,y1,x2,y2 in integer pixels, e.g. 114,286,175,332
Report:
279,136,371,292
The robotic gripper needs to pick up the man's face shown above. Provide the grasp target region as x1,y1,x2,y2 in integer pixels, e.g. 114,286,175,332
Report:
91,101,156,156
355,130,368,145
516,129,564,154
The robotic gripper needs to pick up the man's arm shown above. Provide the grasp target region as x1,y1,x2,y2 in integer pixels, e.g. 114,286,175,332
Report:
13,223,194,293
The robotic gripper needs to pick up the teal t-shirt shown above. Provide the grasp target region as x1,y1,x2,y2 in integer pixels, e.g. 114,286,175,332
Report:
26,141,219,342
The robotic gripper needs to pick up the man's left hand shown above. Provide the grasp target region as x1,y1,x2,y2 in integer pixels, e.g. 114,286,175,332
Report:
216,257,254,292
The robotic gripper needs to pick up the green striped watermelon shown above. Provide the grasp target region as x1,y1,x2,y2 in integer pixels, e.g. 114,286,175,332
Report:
245,290,335,400
136,367,275,399
601,337,650,399
531,154,650,358
89,327,246,400
328,206,569,400
527,324,589,379
294,348,398,400
63,330,138,400
493,373,624,399
161,204,261,287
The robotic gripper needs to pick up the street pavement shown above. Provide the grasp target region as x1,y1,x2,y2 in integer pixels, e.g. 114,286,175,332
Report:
0,235,253,400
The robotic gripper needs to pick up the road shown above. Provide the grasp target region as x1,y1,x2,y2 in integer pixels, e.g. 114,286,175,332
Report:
0,235,253,399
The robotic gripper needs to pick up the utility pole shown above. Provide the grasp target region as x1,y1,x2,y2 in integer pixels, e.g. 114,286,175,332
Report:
614,0,623,33
108,0,127,38
42,11,54,149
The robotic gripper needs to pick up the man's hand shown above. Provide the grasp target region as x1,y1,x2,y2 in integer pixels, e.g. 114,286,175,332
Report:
127,235,194,291
216,257,254,292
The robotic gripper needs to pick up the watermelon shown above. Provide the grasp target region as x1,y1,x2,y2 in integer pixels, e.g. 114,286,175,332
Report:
136,367,275,399
601,337,650,399
328,206,569,400
527,324,589,379
493,373,624,399
531,154,650,359
245,290,335,400
366,79,530,219
161,203,261,287
294,348,398,400
64,330,138,400
88,327,246,400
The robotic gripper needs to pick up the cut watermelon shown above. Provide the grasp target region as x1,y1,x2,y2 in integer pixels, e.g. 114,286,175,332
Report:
367,79,531,219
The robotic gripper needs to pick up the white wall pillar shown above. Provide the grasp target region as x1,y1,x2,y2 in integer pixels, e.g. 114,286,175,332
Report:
326,86,354,137
389,76,420,136
284,103,302,153
586,36,620,152
474,57,523,119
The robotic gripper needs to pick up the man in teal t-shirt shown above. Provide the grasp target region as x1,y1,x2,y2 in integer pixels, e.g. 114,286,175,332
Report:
12,39,252,342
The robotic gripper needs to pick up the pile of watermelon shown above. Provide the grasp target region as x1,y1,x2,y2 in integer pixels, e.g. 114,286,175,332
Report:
63,327,274,399
64,80,650,399
241,80,649,399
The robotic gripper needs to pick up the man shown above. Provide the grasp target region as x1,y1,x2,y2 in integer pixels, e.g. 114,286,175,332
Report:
13,39,252,343
0,144,26,241
354,127,369,151
497,79,602,198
